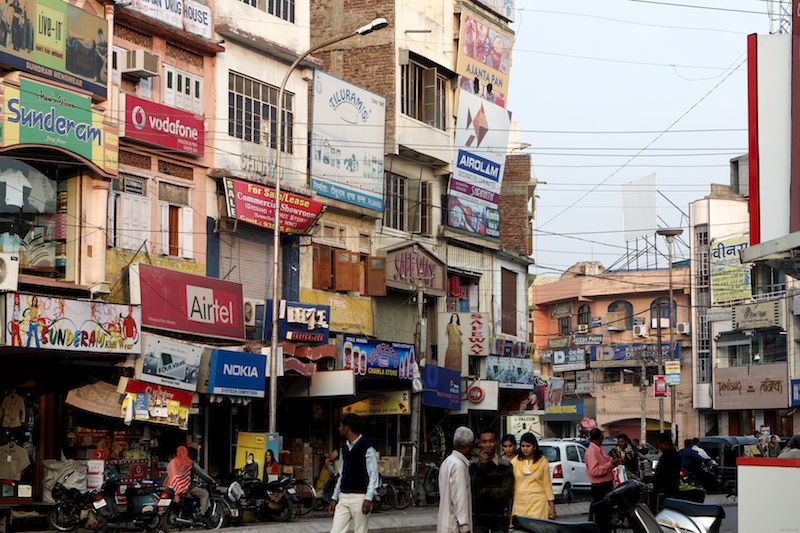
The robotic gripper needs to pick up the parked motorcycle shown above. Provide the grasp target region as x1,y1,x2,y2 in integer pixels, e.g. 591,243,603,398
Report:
656,498,726,533
48,477,98,532
92,470,173,533
312,473,338,511
224,475,296,523
159,479,225,531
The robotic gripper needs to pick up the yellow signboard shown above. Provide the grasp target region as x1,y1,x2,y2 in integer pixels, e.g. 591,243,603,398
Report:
300,289,373,335
342,392,410,416
710,234,751,304
234,432,267,480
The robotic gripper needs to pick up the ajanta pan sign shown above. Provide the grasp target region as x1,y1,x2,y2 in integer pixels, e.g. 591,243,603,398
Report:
1,78,118,174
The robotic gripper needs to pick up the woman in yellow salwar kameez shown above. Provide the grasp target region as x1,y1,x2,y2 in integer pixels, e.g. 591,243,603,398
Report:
510,432,556,524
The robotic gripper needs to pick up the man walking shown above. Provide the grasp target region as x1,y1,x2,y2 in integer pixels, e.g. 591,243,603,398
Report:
470,428,514,533
654,432,681,501
585,428,617,533
328,414,379,533
438,427,474,533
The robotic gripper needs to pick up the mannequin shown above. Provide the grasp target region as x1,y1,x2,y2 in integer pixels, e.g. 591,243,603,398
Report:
0,390,25,429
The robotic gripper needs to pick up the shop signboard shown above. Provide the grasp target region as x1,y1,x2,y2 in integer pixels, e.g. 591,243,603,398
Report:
653,375,667,398
572,334,603,346
342,391,410,416
299,289,373,335
341,336,415,380
120,378,192,429
6,293,140,353
545,377,564,409
264,300,330,343
136,334,202,391
507,414,541,442
473,0,514,20
791,379,800,407
552,349,586,372
310,71,386,211
0,0,108,97
133,263,245,340
122,94,204,156
234,432,267,480
446,89,510,238
437,312,490,375
547,337,569,349
575,370,593,394
208,349,267,398
485,356,534,388
710,235,751,304
128,0,213,39
421,365,461,410
544,401,584,416
456,9,514,107
713,363,789,410
385,244,446,295
222,178,324,235
2,79,118,174
590,343,680,363
665,359,681,386
732,300,782,330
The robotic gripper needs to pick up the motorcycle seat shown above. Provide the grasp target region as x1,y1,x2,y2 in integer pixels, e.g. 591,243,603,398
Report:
512,516,601,533
662,498,725,520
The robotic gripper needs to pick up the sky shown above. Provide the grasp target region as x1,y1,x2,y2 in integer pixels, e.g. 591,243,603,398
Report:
507,0,772,277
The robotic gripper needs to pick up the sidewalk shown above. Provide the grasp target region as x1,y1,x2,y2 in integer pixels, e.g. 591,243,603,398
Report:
218,494,737,533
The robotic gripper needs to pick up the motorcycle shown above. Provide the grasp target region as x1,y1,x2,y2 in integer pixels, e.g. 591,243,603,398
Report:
159,479,225,531
48,477,98,532
225,475,296,523
313,473,338,511
92,470,173,533
656,498,726,533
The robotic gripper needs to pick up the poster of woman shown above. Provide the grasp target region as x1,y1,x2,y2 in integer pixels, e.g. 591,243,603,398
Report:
444,313,462,371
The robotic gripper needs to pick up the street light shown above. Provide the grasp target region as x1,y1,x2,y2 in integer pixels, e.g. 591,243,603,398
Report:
657,227,683,442
267,18,389,434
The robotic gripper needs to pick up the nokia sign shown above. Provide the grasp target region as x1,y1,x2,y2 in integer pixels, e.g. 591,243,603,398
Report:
209,349,266,398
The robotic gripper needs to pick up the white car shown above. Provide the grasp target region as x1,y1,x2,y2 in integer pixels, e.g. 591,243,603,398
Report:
538,439,592,502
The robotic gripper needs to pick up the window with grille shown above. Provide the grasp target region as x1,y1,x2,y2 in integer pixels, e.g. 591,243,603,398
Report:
268,0,295,22
400,61,447,130
607,300,633,330
577,304,591,325
228,72,293,152
558,316,571,336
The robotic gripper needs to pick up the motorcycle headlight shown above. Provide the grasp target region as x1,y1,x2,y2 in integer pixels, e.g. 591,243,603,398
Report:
227,482,243,502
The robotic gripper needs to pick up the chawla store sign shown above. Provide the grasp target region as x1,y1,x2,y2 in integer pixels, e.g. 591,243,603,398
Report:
132,263,244,340
122,94,204,156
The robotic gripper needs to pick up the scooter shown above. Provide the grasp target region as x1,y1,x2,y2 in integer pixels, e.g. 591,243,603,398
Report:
92,470,173,533
655,498,726,533
48,474,99,532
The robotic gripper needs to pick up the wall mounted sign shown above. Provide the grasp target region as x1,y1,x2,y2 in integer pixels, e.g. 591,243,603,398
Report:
590,343,680,362
120,378,192,429
136,334,202,391
208,349,267,398
122,94,204,156
6,293,140,353
572,334,604,346
485,356,534,389
133,263,245,341
710,234,751,304
467,385,485,403
342,336,415,380
547,337,569,349
437,312,490,375
552,349,586,372
713,363,788,410
264,299,330,344
299,289,373,336
791,379,800,407
732,300,782,330
222,178,324,234
384,244,446,295
342,392,410,416
653,375,667,398
664,359,681,386
422,365,461,410
128,0,213,39
456,10,514,107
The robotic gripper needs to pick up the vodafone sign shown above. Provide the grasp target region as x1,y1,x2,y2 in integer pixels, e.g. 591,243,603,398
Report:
123,94,204,156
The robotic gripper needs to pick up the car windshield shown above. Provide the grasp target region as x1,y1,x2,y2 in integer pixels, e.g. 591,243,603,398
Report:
540,446,560,462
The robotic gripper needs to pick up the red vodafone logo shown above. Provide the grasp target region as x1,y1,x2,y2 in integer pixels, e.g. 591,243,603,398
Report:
131,106,147,129
467,385,484,403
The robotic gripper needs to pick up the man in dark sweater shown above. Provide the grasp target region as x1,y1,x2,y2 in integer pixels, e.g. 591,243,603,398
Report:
470,428,514,533
329,414,379,533
654,432,681,502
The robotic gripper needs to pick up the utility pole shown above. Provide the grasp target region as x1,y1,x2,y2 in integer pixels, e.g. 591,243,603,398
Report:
409,285,424,476
655,299,664,433
658,228,683,442
640,355,647,446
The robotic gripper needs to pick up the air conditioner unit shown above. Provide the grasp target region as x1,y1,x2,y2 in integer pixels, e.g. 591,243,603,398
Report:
243,298,263,327
0,253,19,292
633,324,649,338
677,322,691,336
576,324,589,334
122,50,160,79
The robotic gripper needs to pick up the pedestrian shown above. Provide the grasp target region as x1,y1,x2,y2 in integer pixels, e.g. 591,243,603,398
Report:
328,414,379,533
609,433,639,476
509,433,555,522
691,438,712,462
679,439,703,478
767,435,781,458
653,432,681,502
500,434,516,465
633,437,645,455
778,435,800,458
470,428,514,533
585,428,616,533
437,426,474,533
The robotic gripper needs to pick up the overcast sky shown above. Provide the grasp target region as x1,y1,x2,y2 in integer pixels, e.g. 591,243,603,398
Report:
508,0,771,276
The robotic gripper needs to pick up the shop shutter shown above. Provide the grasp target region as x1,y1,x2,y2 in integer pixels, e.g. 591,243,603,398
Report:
218,224,274,300
159,201,170,256
313,244,332,290
333,249,359,292
365,256,387,296
501,268,517,335
180,207,193,259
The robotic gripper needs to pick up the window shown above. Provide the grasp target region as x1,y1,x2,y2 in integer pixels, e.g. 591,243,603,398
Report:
158,181,192,258
447,274,479,313
558,317,571,336
420,181,433,235
312,244,386,296
578,446,586,463
566,446,580,462
228,72,293,153
650,298,677,327
607,300,633,330
239,0,256,6
268,0,295,22
601,369,621,383
163,65,202,115
109,175,151,252
501,268,518,335
577,304,591,326
112,46,124,86
752,264,786,296
384,172,406,231
401,61,447,130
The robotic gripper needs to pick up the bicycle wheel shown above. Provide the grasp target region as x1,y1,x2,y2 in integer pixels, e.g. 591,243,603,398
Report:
376,483,395,512
391,480,413,510
294,479,316,517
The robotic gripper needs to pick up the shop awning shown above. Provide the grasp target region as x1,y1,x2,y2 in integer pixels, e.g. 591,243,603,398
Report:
66,381,123,419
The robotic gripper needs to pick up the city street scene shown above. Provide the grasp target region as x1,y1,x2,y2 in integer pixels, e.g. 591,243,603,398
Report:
1,0,799,532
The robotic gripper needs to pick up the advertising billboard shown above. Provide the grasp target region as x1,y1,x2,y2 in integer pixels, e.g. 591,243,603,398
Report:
1,78,118,174
710,235,751,304
0,0,108,97
136,334,203,391
457,10,514,107
310,71,386,211
341,336,415,380
222,178,324,234
447,89,510,238
122,94,204,156
473,0,514,21
128,0,212,39
421,365,461,410
437,312,490,375
208,349,267,398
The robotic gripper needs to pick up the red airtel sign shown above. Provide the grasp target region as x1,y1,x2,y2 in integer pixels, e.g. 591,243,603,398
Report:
123,94,205,156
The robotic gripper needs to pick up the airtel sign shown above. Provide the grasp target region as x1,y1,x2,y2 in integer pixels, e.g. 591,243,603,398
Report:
123,94,205,156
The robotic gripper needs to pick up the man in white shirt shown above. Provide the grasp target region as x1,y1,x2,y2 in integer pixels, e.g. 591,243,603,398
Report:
437,426,474,533
328,414,379,533
691,438,714,463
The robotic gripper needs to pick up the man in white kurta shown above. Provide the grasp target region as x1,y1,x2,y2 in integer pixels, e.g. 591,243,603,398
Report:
437,427,475,533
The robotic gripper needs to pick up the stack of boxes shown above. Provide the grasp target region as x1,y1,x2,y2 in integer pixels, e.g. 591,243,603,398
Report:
287,440,315,481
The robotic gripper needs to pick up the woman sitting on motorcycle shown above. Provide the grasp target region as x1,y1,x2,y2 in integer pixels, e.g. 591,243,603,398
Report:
165,446,215,521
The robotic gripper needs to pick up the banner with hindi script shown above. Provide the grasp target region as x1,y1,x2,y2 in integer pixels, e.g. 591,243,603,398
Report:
710,235,751,304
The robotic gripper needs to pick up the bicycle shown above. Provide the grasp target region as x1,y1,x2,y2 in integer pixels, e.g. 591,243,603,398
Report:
389,477,413,510
291,478,316,517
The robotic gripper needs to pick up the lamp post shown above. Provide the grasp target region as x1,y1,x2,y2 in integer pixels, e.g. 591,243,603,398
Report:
267,18,389,434
657,227,683,442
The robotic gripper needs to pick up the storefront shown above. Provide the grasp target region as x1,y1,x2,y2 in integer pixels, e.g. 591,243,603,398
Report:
713,363,793,436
